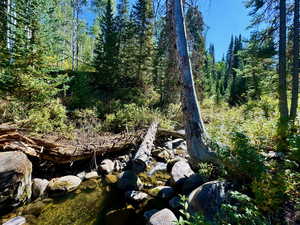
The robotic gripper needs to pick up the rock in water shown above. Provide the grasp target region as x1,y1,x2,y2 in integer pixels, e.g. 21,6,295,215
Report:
47,175,81,193
149,186,175,199
2,216,26,225
117,170,143,190
99,159,115,174
147,208,178,225
171,160,194,185
85,171,99,180
0,151,32,210
32,178,49,199
188,180,227,221
125,190,149,203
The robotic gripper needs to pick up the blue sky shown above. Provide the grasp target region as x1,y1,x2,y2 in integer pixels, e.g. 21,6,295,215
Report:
81,0,252,61
200,0,251,60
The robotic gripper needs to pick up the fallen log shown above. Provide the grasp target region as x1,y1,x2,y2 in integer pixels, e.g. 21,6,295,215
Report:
132,121,159,173
0,127,145,164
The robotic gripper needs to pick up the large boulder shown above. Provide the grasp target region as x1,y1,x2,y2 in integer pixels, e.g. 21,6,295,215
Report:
171,160,194,185
47,175,81,194
147,208,178,225
0,151,32,210
117,170,143,191
188,180,227,221
32,178,49,199
182,174,204,194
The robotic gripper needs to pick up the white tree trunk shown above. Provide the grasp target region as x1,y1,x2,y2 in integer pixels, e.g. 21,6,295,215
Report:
132,121,159,173
173,0,218,164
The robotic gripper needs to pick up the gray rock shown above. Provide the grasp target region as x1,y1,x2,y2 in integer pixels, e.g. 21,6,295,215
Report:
85,171,99,179
2,216,26,225
164,138,184,150
157,150,174,162
149,186,175,199
99,159,115,174
171,160,194,185
76,171,86,180
182,174,203,194
188,180,227,221
148,162,167,176
32,178,49,199
48,175,81,193
0,151,32,210
114,160,126,172
169,196,181,209
176,129,185,136
117,170,143,190
147,208,178,225
144,209,159,220
125,190,149,203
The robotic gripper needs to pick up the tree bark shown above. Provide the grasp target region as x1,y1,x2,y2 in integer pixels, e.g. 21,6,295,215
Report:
132,121,159,173
172,0,218,164
290,0,299,121
278,0,289,138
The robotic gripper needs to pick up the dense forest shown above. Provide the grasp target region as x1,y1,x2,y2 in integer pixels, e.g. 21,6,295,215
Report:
0,0,299,225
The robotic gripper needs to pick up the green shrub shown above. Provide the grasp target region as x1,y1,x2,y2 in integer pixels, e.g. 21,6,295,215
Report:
102,103,175,132
251,169,286,213
26,99,72,133
177,195,211,225
219,191,270,225
219,131,266,182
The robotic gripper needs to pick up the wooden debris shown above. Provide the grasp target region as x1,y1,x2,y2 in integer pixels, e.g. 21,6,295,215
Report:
0,126,145,164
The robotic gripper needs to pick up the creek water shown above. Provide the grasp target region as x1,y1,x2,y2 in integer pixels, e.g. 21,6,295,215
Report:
1,179,128,225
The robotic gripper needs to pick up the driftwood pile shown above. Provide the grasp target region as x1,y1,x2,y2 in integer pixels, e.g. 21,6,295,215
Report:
0,123,185,166
0,125,145,164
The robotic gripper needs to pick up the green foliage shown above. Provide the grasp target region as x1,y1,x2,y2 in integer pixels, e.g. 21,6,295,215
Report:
197,163,214,183
219,131,266,182
251,168,287,213
102,103,175,132
219,191,270,225
288,131,300,163
177,195,211,225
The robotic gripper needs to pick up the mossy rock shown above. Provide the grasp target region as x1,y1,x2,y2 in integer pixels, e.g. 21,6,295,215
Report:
105,175,118,184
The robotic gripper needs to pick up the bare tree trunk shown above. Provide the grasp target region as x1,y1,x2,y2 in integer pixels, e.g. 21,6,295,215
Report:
278,0,289,139
290,0,299,121
132,121,159,173
172,0,218,164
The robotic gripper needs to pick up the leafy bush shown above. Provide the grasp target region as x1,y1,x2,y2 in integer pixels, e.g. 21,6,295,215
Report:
177,195,211,225
219,131,266,182
219,191,270,225
102,103,175,132
251,169,286,213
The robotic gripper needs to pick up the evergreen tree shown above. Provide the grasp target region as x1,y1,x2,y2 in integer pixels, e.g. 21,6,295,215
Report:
94,0,120,89
132,0,154,89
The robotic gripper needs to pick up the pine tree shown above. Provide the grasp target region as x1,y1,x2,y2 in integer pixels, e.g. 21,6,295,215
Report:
132,0,154,89
94,0,120,89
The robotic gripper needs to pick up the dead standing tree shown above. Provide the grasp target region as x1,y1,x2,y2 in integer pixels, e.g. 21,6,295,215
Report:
172,0,218,164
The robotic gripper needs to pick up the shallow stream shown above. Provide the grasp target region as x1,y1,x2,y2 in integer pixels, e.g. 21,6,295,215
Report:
1,179,128,225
